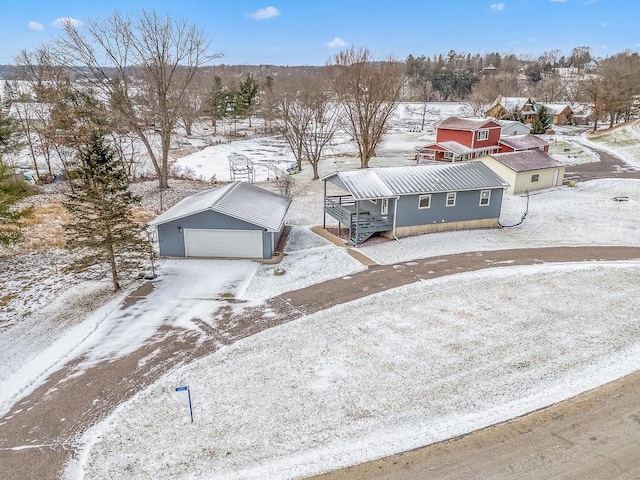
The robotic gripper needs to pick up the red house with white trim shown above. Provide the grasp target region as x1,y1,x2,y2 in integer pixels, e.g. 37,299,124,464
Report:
415,117,502,162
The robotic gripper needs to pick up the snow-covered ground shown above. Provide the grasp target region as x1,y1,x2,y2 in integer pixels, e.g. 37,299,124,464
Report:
72,261,640,480
4,103,640,479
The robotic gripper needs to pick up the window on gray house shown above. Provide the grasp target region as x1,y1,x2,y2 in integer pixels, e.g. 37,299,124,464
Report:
480,190,491,206
418,194,431,209
446,192,457,207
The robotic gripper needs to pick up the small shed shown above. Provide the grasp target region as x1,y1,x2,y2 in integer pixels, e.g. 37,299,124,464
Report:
479,150,566,194
149,181,290,259
498,134,550,153
322,163,509,244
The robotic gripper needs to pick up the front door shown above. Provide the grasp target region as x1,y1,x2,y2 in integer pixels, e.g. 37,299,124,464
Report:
553,169,560,186
381,198,389,215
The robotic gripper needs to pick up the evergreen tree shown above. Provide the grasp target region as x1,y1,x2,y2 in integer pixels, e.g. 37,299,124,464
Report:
0,112,32,245
238,73,260,127
531,105,552,134
63,132,146,291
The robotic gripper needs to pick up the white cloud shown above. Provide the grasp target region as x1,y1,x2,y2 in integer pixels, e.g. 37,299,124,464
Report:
27,21,44,31
248,6,280,20
52,17,84,29
324,37,348,49
490,3,505,11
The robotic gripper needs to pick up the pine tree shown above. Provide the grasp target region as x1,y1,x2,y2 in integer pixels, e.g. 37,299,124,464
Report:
0,112,32,245
238,73,260,127
63,132,146,291
531,105,552,134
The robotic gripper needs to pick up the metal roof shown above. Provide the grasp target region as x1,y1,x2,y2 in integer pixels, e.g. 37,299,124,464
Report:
498,134,549,150
149,181,291,231
322,163,509,200
489,150,566,172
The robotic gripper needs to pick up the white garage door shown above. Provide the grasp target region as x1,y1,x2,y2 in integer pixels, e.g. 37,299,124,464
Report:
183,229,263,258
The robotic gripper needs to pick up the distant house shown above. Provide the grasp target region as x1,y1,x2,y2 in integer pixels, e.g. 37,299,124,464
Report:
415,117,502,162
538,103,573,126
498,134,550,153
322,163,509,245
486,96,537,121
149,181,290,259
498,120,531,137
479,150,565,194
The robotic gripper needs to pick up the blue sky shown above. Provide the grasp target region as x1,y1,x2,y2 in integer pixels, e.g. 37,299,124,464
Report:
1,0,638,65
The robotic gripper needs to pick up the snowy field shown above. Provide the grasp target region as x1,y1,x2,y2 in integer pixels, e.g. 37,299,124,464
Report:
72,262,640,480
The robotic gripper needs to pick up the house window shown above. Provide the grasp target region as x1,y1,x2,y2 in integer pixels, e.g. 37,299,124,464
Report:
479,190,491,206
443,151,454,160
477,129,489,141
418,194,431,209
446,192,457,207
531,174,540,182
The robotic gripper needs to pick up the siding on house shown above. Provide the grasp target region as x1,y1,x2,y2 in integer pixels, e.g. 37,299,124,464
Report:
395,188,504,227
479,152,565,194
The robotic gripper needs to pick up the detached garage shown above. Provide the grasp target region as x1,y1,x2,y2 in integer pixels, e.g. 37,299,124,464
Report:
149,181,291,259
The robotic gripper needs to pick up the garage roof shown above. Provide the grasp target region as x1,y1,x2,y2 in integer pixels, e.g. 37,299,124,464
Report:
149,181,291,232
488,150,566,172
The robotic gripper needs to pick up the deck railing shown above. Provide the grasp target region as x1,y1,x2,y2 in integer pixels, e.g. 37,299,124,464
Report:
325,195,394,244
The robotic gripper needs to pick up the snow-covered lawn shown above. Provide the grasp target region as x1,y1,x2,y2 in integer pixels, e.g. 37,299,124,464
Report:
580,120,640,169
72,261,640,480
359,178,640,264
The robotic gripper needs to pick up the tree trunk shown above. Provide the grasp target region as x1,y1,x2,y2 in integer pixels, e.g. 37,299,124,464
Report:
106,232,120,292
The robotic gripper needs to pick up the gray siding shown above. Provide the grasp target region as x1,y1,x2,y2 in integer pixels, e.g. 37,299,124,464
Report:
395,188,503,227
157,210,273,258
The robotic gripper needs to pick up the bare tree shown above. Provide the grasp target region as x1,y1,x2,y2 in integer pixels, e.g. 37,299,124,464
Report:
272,81,313,172
598,51,640,126
578,76,605,131
327,47,405,168
533,73,567,102
47,10,220,189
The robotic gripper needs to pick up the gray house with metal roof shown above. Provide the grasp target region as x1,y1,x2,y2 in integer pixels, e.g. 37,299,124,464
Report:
322,163,509,245
149,181,291,259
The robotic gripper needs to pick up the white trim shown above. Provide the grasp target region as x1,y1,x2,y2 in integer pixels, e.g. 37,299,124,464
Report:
479,189,491,206
418,194,432,209
477,129,489,141
446,192,457,207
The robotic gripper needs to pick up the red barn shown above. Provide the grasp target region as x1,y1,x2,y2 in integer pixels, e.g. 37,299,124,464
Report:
415,117,502,162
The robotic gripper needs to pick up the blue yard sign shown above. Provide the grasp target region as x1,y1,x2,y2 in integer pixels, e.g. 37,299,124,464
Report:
174,386,194,423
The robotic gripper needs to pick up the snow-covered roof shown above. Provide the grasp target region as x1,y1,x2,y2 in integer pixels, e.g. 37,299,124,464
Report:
488,150,565,172
437,117,500,131
322,163,508,200
416,141,497,155
538,103,572,116
498,134,549,151
498,120,531,132
149,181,291,232
488,96,533,112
